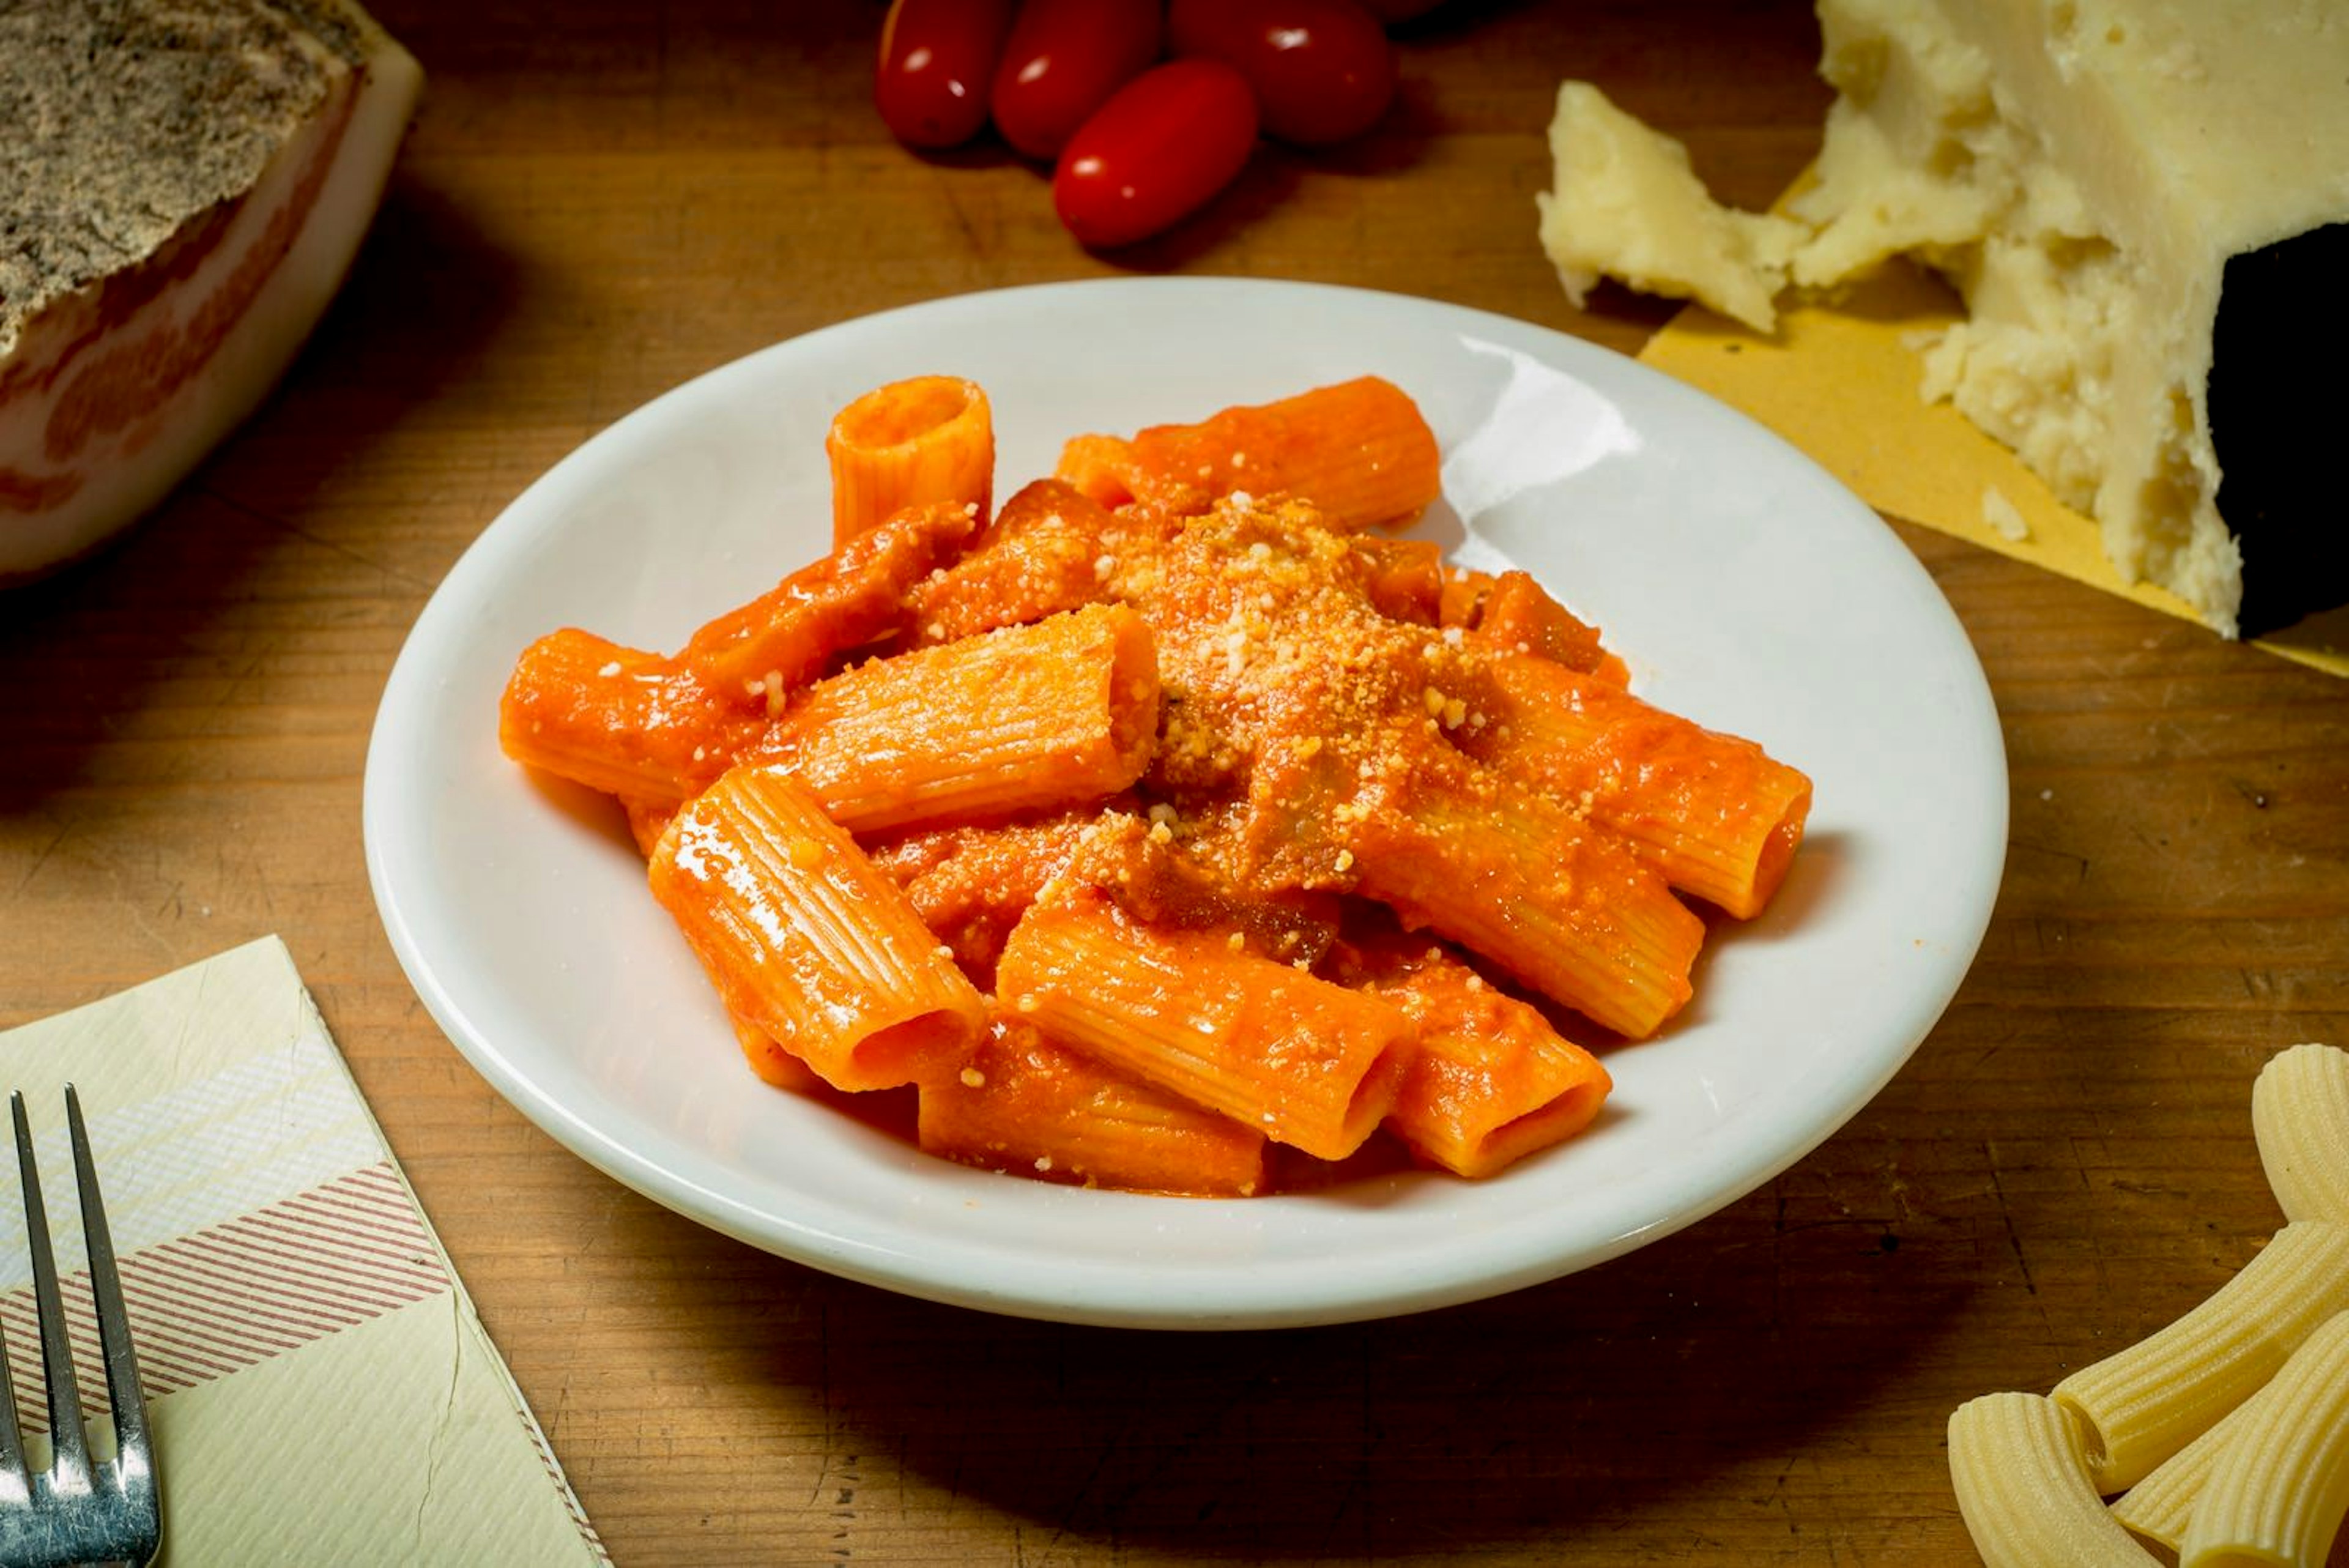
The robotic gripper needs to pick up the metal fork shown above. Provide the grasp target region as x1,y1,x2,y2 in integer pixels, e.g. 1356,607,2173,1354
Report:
0,1087,160,1568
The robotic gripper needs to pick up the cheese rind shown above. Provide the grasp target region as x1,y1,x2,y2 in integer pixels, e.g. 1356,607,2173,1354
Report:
0,0,422,581
1536,82,1806,335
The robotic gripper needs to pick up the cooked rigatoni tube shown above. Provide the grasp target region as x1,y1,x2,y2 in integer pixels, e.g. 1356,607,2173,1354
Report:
1345,766,1705,1041
729,1009,822,1093
1348,535,1445,624
622,796,679,859
919,1014,1269,1197
2176,1309,2349,1568
680,498,977,702
2052,1221,2349,1493
1946,1392,2158,1567
1335,936,1611,1178
755,603,1159,835
1460,570,1622,682
648,763,985,1092
2254,1043,2349,1224
499,629,767,803
993,886,1413,1161
1466,650,1811,921
826,374,993,548
908,478,1125,646
868,809,1105,986
1054,376,1442,533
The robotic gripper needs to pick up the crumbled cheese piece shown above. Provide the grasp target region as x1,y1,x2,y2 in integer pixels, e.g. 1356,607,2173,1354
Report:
1536,80,1804,333
1981,486,2030,543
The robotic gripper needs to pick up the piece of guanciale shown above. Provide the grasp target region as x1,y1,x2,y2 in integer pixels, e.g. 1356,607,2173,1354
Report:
1,0,423,581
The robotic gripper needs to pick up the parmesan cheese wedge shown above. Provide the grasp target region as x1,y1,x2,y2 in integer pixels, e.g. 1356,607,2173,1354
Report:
1538,1,2349,639
0,0,423,582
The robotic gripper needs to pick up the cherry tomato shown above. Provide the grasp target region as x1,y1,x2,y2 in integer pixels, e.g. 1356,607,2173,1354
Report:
875,0,1017,149
990,0,1163,162
1167,0,1398,146
1053,59,1260,249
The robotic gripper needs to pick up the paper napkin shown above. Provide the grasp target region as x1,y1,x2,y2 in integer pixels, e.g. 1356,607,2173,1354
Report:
1636,258,2349,678
0,937,608,1567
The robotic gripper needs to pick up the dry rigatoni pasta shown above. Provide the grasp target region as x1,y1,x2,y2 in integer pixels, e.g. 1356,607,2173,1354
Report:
1948,1392,2158,1567
825,373,994,547
2254,1043,2349,1224
2052,1221,2349,1492
2107,1399,2254,1551
648,763,985,1092
2176,1309,2349,1568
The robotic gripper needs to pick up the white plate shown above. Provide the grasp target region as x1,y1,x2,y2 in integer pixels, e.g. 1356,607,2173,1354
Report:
365,278,2005,1329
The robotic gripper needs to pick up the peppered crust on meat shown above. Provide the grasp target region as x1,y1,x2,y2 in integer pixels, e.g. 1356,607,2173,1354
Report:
0,0,377,357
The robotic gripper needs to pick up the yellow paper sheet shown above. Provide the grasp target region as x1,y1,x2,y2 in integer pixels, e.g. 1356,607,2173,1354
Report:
0,938,609,1567
1636,261,2349,678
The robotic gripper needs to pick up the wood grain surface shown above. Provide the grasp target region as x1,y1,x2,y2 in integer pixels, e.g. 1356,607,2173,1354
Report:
4,2,2345,1562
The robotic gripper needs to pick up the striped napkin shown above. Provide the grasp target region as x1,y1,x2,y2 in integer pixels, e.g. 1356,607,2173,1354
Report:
0,936,606,1566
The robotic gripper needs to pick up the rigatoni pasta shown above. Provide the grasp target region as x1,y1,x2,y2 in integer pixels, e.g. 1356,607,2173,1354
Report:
2176,1309,2349,1568
2050,1221,2349,1492
1345,763,1705,1041
680,497,977,700
1946,1392,2158,1567
647,763,985,1093
1951,1043,2349,1568
994,886,1413,1162
2107,1399,2252,1551
918,1014,1269,1197
499,629,764,803
1055,375,1441,533
1468,648,1813,919
1333,934,1611,1179
499,373,1816,1196
2253,1042,2349,1224
752,602,1159,834
825,374,993,547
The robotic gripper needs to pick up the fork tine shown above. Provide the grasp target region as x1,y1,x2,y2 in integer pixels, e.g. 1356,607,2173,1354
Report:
65,1085,152,1487
0,1101,24,1500
9,1091,90,1493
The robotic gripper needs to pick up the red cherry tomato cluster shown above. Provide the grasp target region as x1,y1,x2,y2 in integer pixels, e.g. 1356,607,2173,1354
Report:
874,0,1445,250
